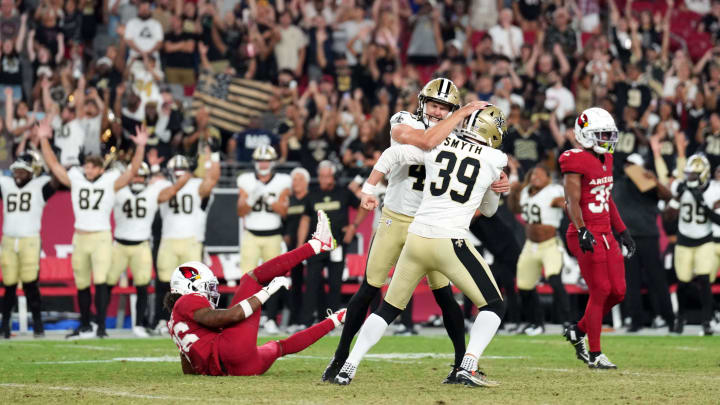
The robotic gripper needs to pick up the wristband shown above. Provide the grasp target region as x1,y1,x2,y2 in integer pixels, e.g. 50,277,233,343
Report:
668,199,680,210
361,182,378,196
254,288,270,304
239,300,253,318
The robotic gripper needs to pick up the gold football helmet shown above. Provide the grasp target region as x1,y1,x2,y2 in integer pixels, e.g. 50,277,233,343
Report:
458,105,507,149
130,162,151,193
417,78,460,124
252,145,278,176
685,153,711,188
10,152,43,177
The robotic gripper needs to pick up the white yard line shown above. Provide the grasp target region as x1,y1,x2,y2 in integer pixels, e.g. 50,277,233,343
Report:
57,344,120,351
0,383,196,401
33,356,178,365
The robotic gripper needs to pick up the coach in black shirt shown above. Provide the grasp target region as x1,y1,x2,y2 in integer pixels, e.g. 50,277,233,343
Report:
614,154,674,332
297,161,360,326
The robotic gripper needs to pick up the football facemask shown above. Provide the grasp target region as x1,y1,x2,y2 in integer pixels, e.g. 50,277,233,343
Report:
170,261,221,308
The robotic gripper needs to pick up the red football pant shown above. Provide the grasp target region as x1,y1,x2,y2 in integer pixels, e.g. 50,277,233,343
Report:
566,230,626,353
217,243,336,376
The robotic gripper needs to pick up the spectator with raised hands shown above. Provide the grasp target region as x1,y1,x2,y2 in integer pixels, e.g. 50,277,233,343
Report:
543,7,577,60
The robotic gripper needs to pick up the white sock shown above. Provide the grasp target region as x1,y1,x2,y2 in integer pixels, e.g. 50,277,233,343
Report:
346,313,389,367
308,239,321,254
466,310,502,360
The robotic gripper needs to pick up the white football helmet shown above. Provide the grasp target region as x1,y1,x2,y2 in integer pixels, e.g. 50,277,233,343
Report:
684,153,711,189
252,145,278,176
130,162,151,193
170,261,221,308
574,107,618,154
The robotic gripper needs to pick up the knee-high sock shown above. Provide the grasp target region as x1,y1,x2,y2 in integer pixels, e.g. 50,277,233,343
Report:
253,244,315,285
2,285,17,329
400,297,414,328
23,281,43,327
697,275,713,323
346,313,389,366
518,289,537,324
136,285,148,327
95,284,110,330
334,280,380,362
279,318,336,356
548,275,570,324
77,288,92,328
432,285,466,367
465,310,502,363
154,281,170,323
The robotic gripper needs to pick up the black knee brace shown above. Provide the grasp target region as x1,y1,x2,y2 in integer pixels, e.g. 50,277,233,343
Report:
376,300,403,325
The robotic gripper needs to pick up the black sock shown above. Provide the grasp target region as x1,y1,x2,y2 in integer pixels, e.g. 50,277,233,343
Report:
23,281,43,331
432,285,466,368
676,282,692,319
136,285,148,327
519,289,535,324
2,285,17,330
400,297,414,328
589,351,601,360
154,281,171,325
548,275,570,324
334,280,380,362
696,275,713,323
95,284,110,331
78,288,92,328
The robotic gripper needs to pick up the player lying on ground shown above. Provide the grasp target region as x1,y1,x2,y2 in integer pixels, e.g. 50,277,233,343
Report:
164,210,346,376
560,107,636,370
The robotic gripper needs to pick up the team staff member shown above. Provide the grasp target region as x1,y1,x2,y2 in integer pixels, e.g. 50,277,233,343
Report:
0,153,57,338
508,165,569,335
282,167,311,331
613,154,675,332
154,152,220,333
107,161,190,337
38,119,148,339
297,161,366,326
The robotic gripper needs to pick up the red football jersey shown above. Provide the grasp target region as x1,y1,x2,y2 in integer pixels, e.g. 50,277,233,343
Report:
168,294,223,376
558,148,615,233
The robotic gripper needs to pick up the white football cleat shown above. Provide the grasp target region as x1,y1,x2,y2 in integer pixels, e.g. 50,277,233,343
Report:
327,308,347,328
264,319,280,335
133,325,150,338
588,353,617,369
311,210,337,252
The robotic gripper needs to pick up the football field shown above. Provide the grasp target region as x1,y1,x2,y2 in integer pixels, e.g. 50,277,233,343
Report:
0,333,718,404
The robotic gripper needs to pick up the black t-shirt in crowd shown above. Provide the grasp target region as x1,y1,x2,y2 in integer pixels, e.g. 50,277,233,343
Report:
613,81,652,116
164,31,197,68
285,193,309,249
502,126,554,175
303,184,359,243
613,171,660,238
300,133,334,175
699,131,720,173
612,124,642,177
0,54,22,85
517,0,542,21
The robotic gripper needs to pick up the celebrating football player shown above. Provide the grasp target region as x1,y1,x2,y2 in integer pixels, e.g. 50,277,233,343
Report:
333,105,509,387
508,165,570,335
559,108,636,369
1,152,58,338
154,152,220,333
323,78,504,384
237,145,290,334
165,210,346,376
38,118,148,339
106,159,190,337
664,155,720,336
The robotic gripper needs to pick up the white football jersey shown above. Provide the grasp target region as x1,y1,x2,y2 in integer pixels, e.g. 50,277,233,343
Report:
68,167,120,232
113,179,171,241
672,181,720,240
519,183,565,228
375,133,507,239
383,111,426,217
160,178,204,239
0,176,52,237
236,172,291,232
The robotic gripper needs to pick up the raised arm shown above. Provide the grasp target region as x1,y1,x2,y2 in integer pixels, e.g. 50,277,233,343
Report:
37,117,70,187
198,149,220,198
158,172,192,203
391,101,487,150
115,125,149,190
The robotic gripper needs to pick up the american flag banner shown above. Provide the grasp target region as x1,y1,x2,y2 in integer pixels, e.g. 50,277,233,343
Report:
191,73,277,133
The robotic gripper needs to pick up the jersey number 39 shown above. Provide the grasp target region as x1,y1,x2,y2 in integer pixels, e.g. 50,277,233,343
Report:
430,151,481,204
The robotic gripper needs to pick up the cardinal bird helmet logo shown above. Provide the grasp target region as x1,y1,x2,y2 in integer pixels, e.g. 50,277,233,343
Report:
179,266,200,281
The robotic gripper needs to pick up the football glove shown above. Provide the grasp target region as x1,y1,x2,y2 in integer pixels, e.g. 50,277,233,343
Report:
675,181,687,197
263,277,291,296
578,227,596,254
619,230,636,258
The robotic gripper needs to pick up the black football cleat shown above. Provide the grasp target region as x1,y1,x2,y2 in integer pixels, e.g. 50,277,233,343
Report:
96,328,109,339
66,325,94,340
700,322,713,336
332,362,356,385
321,357,344,382
671,318,685,335
442,367,461,384
563,323,589,364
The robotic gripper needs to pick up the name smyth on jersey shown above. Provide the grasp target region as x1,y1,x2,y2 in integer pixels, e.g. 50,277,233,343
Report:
443,137,484,155
589,176,613,186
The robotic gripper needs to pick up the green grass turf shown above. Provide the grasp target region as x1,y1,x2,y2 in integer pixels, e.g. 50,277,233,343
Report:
0,334,719,404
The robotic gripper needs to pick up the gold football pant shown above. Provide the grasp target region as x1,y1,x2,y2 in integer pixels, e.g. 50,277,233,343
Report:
107,241,153,286
239,232,284,274
71,231,113,290
1,236,41,286
516,237,564,290
157,237,203,282
674,242,717,283
384,234,501,310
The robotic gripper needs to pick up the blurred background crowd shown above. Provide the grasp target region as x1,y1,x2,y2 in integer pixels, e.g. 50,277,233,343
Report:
1,0,720,336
